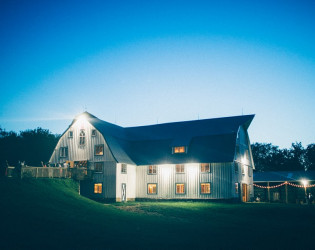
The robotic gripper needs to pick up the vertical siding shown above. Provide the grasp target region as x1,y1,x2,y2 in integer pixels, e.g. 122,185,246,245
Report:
136,163,233,199
116,163,136,201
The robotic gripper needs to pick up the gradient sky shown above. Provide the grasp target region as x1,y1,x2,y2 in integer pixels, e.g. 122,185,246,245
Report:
1,0,315,148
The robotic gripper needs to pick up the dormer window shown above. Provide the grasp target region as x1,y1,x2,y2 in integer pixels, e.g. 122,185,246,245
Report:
173,146,186,154
79,129,85,145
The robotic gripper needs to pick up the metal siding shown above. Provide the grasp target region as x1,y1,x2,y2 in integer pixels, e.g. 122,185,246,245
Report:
116,163,136,201
136,163,233,199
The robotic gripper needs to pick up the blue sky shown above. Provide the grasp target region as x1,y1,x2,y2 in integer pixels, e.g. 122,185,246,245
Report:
1,0,314,148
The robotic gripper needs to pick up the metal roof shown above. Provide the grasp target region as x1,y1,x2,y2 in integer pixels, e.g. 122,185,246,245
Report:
78,112,255,165
254,171,315,182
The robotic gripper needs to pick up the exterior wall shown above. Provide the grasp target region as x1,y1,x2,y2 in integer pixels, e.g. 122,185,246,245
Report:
136,163,233,199
233,125,254,201
116,163,136,201
49,118,117,199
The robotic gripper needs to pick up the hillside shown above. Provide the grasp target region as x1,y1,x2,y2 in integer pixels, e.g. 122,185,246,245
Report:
1,178,315,249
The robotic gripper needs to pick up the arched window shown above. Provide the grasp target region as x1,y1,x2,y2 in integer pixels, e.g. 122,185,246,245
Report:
79,129,85,145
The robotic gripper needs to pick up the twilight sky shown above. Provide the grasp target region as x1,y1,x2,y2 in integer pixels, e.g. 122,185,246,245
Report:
1,0,314,148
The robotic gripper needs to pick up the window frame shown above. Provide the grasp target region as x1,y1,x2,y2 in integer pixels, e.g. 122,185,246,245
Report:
147,183,158,195
121,164,127,174
68,130,73,138
200,163,210,173
91,129,97,137
175,164,185,174
200,182,211,194
175,183,186,195
94,162,104,173
59,147,68,158
172,146,187,154
234,162,239,173
94,183,103,194
147,165,157,175
94,144,104,156
79,129,86,146
235,182,239,194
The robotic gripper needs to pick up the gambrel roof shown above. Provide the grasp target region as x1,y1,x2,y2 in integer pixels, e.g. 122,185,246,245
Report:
73,112,254,165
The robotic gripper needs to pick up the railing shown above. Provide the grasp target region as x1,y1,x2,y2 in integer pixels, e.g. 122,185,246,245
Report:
20,166,93,180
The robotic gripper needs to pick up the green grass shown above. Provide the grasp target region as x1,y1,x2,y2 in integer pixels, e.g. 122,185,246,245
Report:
1,178,315,249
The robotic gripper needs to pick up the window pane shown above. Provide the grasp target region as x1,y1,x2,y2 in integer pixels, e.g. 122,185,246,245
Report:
176,164,184,173
176,184,185,194
94,162,103,172
79,130,85,145
121,164,127,174
148,184,157,194
201,183,210,194
148,165,157,174
94,183,102,193
95,145,104,156
173,146,186,153
200,163,210,172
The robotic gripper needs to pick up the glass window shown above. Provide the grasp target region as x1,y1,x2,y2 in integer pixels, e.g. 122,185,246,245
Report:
235,163,239,173
200,163,210,173
147,184,157,194
175,164,185,173
91,129,97,137
59,147,68,158
235,183,239,194
68,131,73,138
121,164,127,174
79,129,85,145
95,145,104,156
173,146,186,154
94,162,103,173
94,183,102,194
148,165,157,174
176,183,185,194
200,183,211,194
248,167,252,177
242,165,245,175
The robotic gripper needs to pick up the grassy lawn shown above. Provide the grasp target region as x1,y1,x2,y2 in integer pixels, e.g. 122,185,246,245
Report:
1,178,315,249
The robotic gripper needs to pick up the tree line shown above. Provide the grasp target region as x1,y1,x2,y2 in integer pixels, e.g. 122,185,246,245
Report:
0,127,314,173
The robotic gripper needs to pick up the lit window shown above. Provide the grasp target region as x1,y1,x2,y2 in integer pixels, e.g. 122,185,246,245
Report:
147,184,157,194
94,162,103,173
79,129,85,145
121,164,127,174
235,183,239,194
200,183,211,194
68,131,73,138
176,183,185,194
94,183,102,193
91,129,97,137
200,163,210,173
95,145,104,156
59,147,68,158
173,146,186,154
175,164,185,173
148,165,157,174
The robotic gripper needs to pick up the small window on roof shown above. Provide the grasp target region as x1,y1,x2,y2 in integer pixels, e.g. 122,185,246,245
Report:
173,146,186,154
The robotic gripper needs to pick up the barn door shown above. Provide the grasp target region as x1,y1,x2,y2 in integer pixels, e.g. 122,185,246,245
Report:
121,183,126,202
242,184,248,202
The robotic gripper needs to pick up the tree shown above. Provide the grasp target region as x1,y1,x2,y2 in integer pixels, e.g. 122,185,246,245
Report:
305,144,315,171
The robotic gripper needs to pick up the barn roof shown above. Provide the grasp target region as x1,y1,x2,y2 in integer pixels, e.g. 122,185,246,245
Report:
77,112,254,165
254,171,315,182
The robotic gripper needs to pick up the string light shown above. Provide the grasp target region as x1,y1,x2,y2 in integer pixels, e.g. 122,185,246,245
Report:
253,182,315,189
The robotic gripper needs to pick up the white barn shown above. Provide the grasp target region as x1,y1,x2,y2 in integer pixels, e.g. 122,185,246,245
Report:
49,112,255,202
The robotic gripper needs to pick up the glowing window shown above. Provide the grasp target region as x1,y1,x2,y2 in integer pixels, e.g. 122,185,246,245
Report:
95,145,104,156
91,129,97,137
59,147,68,158
94,183,102,194
94,162,103,173
200,163,210,173
68,131,73,138
173,146,186,154
79,129,85,145
121,164,127,174
147,184,157,194
200,183,211,194
175,164,185,173
148,165,157,174
176,183,185,194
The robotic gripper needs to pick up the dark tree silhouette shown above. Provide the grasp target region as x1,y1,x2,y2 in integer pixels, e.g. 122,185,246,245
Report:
305,144,315,171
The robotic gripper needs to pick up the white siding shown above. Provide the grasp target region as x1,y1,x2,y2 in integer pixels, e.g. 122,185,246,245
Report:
136,163,233,199
116,163,136,201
